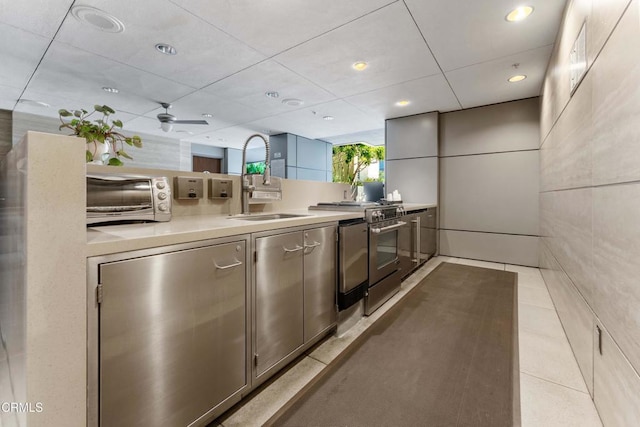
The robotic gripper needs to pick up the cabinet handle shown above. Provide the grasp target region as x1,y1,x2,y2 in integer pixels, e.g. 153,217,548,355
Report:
304,241,321,249
213,259,243,270
283,245,304,253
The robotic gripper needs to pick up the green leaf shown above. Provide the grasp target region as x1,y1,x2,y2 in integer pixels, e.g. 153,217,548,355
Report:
58,109,72,117
94,105,104,113
86,150,94,162
73,110,82,117
107,157,123,166
131,135,142,148
117,150,133,160
124,138,133,146
103,105,115,115
112,119,123,128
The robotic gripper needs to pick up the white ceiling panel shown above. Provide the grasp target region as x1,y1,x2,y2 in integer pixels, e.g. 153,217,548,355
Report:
405,0,565,71
202,60,336,115
169,0,397,57
13,89,123,120
247,100,382,140
322,128,386,146
55,0,266,88
446,45,553,109
345,74,462,120
144,90,270,130
183,126,270,150
0,0,73,38
25,42,195,116
0,23,51,90
274,2,441,98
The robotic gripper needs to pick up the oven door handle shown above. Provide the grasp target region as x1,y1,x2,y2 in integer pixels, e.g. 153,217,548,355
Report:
370,221,406,234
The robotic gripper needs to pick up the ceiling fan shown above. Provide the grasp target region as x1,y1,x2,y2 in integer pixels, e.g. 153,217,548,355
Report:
156,102,209,132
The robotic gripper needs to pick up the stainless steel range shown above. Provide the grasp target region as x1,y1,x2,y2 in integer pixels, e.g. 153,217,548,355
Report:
310,201,405,315
364,204,405,315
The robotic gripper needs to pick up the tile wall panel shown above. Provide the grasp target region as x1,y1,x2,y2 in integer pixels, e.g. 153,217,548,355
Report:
591,0,640,186
593,321,640,427
541,0,640,422
539,188,595,306
440,151,539,235
439,229,539,267
593,182,640,373
587,0,633,65
385,157,437,204
439,98,539,157
385,112,438,160
539,73,593,192
539,241,595,395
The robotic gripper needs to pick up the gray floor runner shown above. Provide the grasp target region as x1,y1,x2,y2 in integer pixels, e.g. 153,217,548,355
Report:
266,262,520,427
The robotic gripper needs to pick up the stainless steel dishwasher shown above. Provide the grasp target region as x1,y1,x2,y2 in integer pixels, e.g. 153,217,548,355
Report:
87,236,251,427
337,218,369,310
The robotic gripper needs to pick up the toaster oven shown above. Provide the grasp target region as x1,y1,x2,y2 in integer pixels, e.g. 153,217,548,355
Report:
86,174,171,225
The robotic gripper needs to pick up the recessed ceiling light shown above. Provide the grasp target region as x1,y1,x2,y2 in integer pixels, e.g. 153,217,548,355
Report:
265,91,280,99
323,116,334,121
282,98,304,107
395,100,410,107
506,6,534,22
155,43,177,55
102,86,119,93
508,74,527,82
352,61,368,71
202,113,213,118
175,130,194,135
18,99,50,108
71,5,125,33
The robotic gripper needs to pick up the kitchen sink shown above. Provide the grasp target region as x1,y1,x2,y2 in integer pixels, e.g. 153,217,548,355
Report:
228,213,310,221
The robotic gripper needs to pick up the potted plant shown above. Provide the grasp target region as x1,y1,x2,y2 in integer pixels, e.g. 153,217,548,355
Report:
58,105,142,166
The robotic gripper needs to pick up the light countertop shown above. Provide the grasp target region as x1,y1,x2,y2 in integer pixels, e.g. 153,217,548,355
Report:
87,209,361,257
87,203,437,257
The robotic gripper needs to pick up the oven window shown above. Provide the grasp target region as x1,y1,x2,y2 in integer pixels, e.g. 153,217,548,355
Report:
374,229,398,269
87,178,152,207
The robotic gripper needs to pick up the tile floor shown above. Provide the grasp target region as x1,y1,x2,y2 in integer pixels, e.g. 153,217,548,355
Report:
216,256,603,427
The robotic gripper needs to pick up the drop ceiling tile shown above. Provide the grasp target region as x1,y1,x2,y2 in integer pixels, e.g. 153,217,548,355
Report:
0,0,74,38
14,90,135,120
405,0,565,71
0,84,22,110
54,0,266,88
202,60,336,115
0,23,51,90
183,126,267,150
24,42,195,116
274,2,441,98
143,90,270,131
345,74,461,120
322,128,386,146
246,100,382,140
170,0,396,56
123,115,204,138
446,45,553,109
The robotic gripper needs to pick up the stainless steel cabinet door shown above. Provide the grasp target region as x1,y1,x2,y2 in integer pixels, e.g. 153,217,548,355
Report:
255,231,304,377
303,226,337,342
338,221,368,293
99,242,247,427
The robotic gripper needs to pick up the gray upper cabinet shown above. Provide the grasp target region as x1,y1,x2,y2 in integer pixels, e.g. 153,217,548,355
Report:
254,231,305,378
303,225,337,342
386,112,438,160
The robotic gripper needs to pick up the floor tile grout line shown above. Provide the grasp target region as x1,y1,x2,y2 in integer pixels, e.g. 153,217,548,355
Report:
520,371,591,395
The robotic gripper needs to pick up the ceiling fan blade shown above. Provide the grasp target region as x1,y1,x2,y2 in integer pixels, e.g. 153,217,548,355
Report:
172,119,209,125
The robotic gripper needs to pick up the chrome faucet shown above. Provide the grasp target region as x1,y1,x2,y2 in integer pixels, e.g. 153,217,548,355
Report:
241,134,271,214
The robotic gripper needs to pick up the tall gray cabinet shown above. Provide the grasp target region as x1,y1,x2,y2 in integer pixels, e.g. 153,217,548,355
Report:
385,112,439,204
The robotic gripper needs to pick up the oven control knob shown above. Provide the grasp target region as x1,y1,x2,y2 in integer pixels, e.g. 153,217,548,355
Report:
158,203,168,212
158,192,167,200
156,181,166,190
